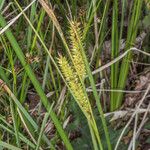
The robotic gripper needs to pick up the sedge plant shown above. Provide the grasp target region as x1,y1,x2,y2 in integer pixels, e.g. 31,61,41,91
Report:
38,1,111,149
0,0,149,149
58,21,111,150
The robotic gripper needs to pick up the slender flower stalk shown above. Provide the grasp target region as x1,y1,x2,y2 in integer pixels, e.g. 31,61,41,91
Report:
58,21,104,150
68,20,111,150
58,55,103,150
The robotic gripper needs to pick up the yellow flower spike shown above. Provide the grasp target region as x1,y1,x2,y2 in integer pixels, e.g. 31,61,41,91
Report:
69,21,86,79
58,56,90,117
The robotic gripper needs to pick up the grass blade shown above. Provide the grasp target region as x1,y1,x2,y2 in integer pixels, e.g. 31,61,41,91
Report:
110,0,119,111
0,141,22,150
115,0,143,109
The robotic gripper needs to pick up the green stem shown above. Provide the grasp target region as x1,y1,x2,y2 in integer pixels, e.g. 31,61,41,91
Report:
71,22,112,150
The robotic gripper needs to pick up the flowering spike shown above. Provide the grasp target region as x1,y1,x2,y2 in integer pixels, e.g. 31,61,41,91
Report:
69,21,86,79
58,56,90,116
